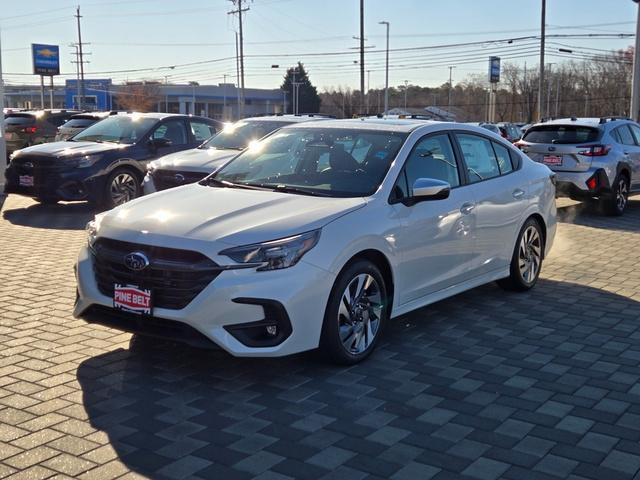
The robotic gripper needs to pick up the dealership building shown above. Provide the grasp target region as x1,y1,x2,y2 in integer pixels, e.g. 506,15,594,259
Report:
3,80,287,120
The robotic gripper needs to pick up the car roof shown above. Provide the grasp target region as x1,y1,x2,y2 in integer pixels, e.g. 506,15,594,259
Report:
278,117,445,132
530,117,634,129
242,114,333,123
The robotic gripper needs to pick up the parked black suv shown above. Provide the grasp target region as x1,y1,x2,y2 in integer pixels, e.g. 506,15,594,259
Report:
5,112,221,208
4,110,80,155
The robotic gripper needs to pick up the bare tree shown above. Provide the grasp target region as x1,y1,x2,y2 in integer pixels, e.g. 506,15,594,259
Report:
114,82,161,112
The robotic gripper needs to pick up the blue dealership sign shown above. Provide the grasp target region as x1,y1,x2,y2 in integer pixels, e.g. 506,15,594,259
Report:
32,44,60,76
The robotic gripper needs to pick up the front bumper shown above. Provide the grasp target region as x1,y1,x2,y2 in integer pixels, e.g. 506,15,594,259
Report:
4,161,101,201
553,168,611,200
73,244,336,357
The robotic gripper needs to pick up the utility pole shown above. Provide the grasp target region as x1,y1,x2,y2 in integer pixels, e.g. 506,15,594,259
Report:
630,0,640,120
379,21,389,116
228,0,249,118
75,6,86,110
537,0,546,120
447,66,455,110
235,32,241,118
359,0,365,115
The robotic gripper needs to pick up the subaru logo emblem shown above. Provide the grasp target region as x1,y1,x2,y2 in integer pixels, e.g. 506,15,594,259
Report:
124,252,149,271
548,146,556,152
174,173,185,183
24,162,33,168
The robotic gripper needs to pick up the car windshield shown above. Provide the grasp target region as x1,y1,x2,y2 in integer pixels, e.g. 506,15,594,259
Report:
209,127,407,198
200,120,290,150
523,125,600,144
73,115,157,144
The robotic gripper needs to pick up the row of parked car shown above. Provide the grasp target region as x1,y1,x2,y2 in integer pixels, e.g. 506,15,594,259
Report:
2,110,637,363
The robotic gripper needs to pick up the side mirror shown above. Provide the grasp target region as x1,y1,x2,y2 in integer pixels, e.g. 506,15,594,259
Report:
149,138,172,151
410,178,451,203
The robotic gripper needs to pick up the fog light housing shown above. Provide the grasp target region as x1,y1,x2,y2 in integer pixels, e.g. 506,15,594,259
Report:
266,325,277,336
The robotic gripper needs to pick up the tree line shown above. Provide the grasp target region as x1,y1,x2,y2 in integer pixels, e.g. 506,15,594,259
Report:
318,46,634,122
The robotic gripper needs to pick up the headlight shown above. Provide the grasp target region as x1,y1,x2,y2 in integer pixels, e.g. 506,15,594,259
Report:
86,219,99,247
65,154,101,168
219,230,320,271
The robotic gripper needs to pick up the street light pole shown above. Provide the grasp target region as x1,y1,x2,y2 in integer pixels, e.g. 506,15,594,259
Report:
630,0,640,120
537,0,546,120
379,21,389,116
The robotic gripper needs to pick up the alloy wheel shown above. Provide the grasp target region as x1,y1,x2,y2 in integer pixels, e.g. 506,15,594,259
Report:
616,178,629,212
518,225,542,284
110,172,138,206
338,273,383,354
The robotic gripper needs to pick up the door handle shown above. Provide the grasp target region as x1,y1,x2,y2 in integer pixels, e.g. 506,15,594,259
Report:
460,202,475,215
513,189,525,199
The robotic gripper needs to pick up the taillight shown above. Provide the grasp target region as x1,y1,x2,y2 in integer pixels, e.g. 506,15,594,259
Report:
586,175,598,190
21,126,37,134
577,144,610,156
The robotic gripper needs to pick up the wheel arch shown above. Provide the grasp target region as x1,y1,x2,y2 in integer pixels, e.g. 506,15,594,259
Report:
526,213,547,258
340,249,395,316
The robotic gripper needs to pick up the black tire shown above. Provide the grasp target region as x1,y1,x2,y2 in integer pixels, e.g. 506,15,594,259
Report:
497,217,544,292
601,173,629,217
320,259,388,365
35,197,59,205
100,168,142,210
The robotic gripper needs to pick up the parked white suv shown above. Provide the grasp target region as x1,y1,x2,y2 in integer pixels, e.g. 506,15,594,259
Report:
75,119,556,364
143,114,330,194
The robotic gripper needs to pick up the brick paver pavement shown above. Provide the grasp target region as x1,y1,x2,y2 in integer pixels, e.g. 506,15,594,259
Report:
1,194,640,480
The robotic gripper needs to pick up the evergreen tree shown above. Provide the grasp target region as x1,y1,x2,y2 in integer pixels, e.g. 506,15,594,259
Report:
280,62,321,114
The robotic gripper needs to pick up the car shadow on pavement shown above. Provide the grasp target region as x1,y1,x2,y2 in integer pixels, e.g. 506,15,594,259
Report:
76,279,640,479
556,195,640,233
2,200,96,230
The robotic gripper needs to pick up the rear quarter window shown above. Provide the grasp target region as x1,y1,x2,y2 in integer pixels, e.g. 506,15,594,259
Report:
523,125,600,144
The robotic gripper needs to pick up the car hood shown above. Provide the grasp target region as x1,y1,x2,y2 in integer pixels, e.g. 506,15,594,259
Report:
98,184,366,248
152,148,238,173
14,141,127,158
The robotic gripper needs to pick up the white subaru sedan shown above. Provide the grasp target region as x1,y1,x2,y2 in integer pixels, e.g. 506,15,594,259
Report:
75,119,556,364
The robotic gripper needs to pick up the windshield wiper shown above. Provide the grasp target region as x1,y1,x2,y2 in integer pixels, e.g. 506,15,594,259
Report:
201,178,269,190
265,184,330,197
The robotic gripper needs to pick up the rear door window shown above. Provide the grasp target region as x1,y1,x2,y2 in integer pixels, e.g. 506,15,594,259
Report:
523,125,600,144
190,120,217,142
456,133,501,183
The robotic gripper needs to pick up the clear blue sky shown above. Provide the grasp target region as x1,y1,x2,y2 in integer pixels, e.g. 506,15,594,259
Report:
0,0,636,91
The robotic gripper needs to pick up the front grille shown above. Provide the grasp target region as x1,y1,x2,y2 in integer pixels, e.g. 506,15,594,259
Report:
152,169,208,191
91,238,221,310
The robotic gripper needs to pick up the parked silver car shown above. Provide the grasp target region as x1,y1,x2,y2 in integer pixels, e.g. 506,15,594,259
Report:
517,117,640,216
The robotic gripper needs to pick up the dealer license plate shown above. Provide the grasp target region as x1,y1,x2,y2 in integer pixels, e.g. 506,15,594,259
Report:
113,284,152,315
19,175,34,187
543,155,562,166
